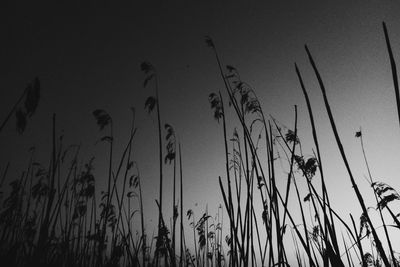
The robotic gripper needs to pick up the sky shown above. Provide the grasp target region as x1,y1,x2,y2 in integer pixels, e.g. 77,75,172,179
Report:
2,0,400,263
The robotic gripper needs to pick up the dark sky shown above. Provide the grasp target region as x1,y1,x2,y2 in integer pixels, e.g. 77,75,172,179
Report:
2,1,400,262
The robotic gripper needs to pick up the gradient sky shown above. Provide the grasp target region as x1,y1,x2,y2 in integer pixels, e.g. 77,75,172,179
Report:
2,0,400,263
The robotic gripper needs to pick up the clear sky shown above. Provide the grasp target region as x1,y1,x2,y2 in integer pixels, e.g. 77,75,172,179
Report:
2,0,400,264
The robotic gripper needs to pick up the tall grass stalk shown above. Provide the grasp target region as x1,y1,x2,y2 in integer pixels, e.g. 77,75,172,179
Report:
179,143,184,267
304,44,390,266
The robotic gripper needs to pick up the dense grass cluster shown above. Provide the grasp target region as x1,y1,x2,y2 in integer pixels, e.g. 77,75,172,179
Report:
1,22,400,266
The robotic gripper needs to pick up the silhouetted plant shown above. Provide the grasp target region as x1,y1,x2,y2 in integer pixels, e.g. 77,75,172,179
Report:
93,109,112,130
164,123,178,266
0,77,40,134
208,93,223,122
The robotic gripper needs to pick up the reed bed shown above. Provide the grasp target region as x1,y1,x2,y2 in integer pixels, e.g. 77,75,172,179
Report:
0,22,400,266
